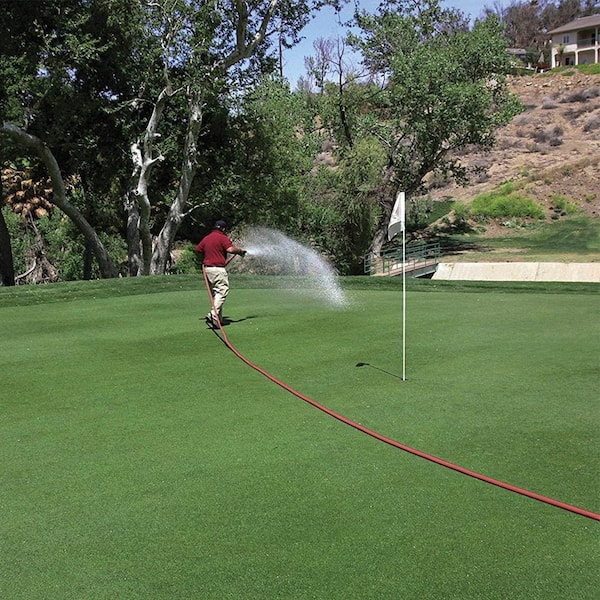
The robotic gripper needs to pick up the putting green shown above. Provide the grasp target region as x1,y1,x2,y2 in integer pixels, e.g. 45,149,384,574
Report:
1,276,598,599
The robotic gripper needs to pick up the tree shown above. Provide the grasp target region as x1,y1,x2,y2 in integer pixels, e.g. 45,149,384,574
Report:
225,76,318,228
502,1,545,49
345,0,522,255
299,133,384,273
124,0,348,275
0,207,15,286
0,0,142,279
2,124,118,277
485,1,600,54
1,0,348,280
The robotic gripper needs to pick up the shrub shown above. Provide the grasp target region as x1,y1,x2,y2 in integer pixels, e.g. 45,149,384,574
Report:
2,206,29,276
439,201,473,233
428,171,450,189
3,209,127,282
470,185,545,220
583,115,600,132
533,125,563,145
561,88,599,103
582,87,600,99
172,243,202,274
541,96,557,109
514,114,533,126
579,63,600,75
453,201,470,221
429,199,455,222
551,195,580,216
37,215,127,280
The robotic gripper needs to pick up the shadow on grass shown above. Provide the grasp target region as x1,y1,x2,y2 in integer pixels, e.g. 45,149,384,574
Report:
520,218,600,253
437,217,599,256
355,362,404,380
436,235,492,256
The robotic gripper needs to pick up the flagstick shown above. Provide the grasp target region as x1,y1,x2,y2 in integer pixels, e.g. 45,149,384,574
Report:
388,190,406,382
402,225,406,381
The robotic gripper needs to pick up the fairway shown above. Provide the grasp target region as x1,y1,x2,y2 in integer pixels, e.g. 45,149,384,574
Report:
1,276,598,599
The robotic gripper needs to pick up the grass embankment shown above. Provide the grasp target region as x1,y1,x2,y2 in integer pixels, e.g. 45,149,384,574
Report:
441,216,600,262
1,275,598,599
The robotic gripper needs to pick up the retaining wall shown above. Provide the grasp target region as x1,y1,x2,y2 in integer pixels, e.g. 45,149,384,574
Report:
432,262,600,283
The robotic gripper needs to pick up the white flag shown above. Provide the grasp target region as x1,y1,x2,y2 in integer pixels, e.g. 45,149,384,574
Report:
387,191,405,240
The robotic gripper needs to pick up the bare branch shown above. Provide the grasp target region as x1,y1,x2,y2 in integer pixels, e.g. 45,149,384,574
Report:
219,0,280,70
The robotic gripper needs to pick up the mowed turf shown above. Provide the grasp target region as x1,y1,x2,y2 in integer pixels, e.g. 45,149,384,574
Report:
1,275,598,599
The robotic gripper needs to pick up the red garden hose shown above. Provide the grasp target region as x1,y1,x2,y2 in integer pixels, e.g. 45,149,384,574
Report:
201,266,600,522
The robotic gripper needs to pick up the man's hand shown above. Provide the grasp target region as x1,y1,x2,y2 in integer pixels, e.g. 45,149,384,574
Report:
227,245,246,256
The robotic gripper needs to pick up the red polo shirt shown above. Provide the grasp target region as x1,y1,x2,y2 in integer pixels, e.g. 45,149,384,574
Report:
195,230,232,267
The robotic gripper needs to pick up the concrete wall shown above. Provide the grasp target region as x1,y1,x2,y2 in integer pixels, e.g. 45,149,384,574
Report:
433,262,600,283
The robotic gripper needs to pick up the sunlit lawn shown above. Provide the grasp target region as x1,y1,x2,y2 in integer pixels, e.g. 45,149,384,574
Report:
1,275,598,599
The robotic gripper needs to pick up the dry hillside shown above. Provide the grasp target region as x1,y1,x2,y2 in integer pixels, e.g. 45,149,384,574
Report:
434,70,600,231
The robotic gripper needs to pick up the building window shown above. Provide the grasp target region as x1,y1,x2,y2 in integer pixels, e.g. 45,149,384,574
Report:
563,35,570,44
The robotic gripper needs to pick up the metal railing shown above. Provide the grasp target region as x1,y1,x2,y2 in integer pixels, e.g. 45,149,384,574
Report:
576,36,598,48
364,242,441,276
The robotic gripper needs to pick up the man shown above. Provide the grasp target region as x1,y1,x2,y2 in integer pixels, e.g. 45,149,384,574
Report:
195,220,246,328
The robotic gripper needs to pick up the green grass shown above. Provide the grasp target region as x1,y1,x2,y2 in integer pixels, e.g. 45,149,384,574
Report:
551,195,581,217
427,199,455,224
1,275,599,599
551,64,600,76
443,216,600,261
469,183,545,220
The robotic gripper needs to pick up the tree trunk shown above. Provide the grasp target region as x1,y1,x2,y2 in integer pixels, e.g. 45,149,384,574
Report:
139,1,279,275
0,207,15,286
126,87,172,275
369,165,396,257
2,122,119,278
15,217,60,284
83,242,93,280
150,92,203,274
124,190,142,276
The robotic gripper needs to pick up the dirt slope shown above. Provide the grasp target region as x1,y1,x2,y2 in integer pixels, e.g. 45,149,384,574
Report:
435,70,600,225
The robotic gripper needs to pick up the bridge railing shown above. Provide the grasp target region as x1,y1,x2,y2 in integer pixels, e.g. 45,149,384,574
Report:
364,242,441,276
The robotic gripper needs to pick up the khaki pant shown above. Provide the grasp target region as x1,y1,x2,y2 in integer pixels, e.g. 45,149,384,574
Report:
204,266,229,316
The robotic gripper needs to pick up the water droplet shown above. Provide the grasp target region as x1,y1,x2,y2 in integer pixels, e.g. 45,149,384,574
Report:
242,227,348,307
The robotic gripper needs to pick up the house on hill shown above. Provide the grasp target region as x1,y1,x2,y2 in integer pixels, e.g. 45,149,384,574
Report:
549,15,600,68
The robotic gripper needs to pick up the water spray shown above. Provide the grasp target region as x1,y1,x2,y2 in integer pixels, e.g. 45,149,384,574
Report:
241,227,347,307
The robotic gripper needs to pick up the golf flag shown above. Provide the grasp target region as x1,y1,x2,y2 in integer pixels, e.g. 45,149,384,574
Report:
388,191,405,240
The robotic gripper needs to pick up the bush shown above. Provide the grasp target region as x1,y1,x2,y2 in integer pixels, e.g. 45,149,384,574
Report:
541,96,557,109
172,243,202,274
583,115,600,132
551,195,580,216
39,215,127,280
579,63,600,75
560,87,600,104
2,206,29,276
470,184,545,220
453,201,470,221
533,125,563,145
3,208,127,282
429,199,455,222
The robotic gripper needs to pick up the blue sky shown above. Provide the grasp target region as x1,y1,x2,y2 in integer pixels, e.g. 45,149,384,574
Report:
283,0,496,85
